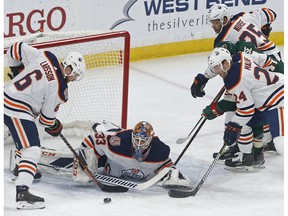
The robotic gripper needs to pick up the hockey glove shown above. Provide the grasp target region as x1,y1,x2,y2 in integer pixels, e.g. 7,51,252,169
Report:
45,119,63,137
190,73,208,98
202,102,224,120
8,64,25,80
261,24,272,38
223,122,242,146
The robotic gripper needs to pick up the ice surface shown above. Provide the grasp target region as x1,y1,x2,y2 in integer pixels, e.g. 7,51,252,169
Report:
3,49,285,216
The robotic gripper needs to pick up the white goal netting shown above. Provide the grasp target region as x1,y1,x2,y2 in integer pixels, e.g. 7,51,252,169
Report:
4,30,130,138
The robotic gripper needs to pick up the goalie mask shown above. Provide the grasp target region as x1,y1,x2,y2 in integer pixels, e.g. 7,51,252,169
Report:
132,121,155,162
62,52,86,81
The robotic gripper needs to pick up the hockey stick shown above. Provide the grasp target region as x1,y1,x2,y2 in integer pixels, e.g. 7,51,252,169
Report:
174,86,226,165
59,133,105,190
176,116,203,144
168,142,228,198
176,86,226,145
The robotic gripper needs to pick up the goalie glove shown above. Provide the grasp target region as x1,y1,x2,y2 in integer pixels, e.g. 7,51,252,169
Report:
158,168,192,190
45,119,62,137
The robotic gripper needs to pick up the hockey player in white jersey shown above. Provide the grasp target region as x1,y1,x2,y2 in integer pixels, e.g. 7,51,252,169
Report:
4,42,86,210
202,41,282,169
207,47,284,169
191,4,282,99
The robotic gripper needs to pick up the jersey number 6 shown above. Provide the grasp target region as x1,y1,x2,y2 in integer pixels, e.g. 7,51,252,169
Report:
14,70,43,91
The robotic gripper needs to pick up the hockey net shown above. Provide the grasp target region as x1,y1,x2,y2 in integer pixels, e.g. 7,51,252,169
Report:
4,30,130,138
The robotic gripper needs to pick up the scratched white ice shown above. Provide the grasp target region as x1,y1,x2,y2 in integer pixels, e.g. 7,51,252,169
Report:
3,48,285,216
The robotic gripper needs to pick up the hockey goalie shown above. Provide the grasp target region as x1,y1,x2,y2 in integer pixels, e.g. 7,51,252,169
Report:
10,121,192,192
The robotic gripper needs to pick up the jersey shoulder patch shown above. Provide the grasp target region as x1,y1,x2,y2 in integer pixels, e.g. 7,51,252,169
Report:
107,130,134,157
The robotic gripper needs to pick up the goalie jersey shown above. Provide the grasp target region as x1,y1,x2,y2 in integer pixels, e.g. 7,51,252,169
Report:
81,129,174,181
4,42,68,127
214,8,281,61
225,52,284,127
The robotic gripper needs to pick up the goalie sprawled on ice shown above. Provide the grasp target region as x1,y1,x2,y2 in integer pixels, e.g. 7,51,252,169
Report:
11,121,192,192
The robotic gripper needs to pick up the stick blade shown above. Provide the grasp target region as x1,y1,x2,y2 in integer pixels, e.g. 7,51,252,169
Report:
168,189,193,198
176,138,186,144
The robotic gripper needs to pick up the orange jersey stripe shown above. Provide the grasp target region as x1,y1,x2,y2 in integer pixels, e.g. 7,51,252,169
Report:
258,41,273,51
4,98,31,112
13,42,20,61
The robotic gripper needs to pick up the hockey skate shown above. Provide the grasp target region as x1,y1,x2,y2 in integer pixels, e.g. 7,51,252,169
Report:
263,141,277,154
253,150,265,168
224,152,254,172
16,185,45,210
213,143,240,161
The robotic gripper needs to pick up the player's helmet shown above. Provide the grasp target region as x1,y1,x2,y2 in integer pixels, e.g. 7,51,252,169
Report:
132,121,155,162
62,52,86,81
216,41,237,56
208,4,231,24
208,47,232,73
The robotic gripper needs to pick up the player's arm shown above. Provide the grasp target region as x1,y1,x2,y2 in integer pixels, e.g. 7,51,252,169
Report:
259,8,277,38
5,42,39,79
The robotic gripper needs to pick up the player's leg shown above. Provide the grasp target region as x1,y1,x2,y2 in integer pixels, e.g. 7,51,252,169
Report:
264,108,284,155
224,124,254,171
4,114,45,210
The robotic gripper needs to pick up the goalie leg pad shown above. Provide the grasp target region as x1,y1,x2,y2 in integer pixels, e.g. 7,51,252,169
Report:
72,148,98,183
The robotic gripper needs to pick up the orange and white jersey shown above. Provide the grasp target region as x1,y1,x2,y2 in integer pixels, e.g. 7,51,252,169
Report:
225,52,284,127
4,42,68,127
214,8,281,60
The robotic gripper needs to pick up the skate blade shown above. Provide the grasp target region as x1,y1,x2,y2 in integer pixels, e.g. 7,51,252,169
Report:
264,151,281,156
16,201,45,210
224,166,254,172
253,164,266,169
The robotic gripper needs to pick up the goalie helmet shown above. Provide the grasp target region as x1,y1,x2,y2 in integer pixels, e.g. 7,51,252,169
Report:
132,121,155,162
62,52,86,81
208,47,232,73
208,4,231,24
216,41,237,56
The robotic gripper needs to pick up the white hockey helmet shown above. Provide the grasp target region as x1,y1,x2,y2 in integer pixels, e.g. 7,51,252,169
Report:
208,4,231,24
132,121,155,162
62,52,86,81
208,47,232,73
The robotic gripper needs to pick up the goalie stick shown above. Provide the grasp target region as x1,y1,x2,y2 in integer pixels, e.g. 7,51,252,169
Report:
168,143,228,198
95,167,172,190
176,86,225,145
174,86,226,165
59,133,106,190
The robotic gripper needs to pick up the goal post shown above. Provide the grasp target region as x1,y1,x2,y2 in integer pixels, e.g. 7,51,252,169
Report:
4,30,130,136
